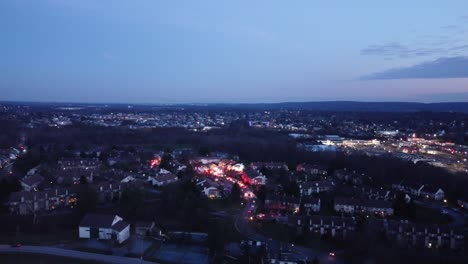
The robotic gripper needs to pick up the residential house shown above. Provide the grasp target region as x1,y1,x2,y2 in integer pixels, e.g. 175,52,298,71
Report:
392,183,444,201
167,160,187,173
302,197,320,214
288,215,356,239
148,169,178,186
0,151,11,168
252,175,267,185
203,186,222,199
361,187,396,201
134,221,160,237
382,220,464,250
20,174,44,192
251,162,289,171
265,240,301,264
296,163,327,175
362,200,394,216
58,158,101,170
120,176,136,184
55,167,95,185
237,240,266,261
196,178,222,199
171,148,196,159
392,183,422,196
334,197,394,216
299,180,334,195
190,156,221,166
95,182,122,202
7,188,78,215
244,168,267,185
334,169,364,186
265,195,300,214
420,186,445,201
334,197,361,214
79,213,130,244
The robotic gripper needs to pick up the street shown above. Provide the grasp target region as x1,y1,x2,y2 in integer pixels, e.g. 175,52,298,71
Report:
414,199,467,228
234,198,344,264
0,244,157,264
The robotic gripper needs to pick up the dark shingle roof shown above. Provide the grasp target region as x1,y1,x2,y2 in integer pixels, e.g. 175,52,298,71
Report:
334,197,361,206
113,221,129,232
363,199,393,208
79,213,117,228
21,174,44,186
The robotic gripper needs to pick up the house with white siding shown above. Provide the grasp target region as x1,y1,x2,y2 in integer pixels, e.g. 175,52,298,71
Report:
334,197,394,216
79,213,130,244
392,183,444,201
148,169,178,186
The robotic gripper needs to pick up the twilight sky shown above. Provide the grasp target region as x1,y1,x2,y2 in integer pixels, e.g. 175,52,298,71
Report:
1,0,468,103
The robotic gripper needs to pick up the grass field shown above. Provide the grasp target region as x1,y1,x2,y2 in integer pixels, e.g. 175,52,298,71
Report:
149,244,209,264
0,253,102,264
0,230,77,246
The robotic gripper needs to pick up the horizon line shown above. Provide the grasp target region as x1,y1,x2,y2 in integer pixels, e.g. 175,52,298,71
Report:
2,99,468,106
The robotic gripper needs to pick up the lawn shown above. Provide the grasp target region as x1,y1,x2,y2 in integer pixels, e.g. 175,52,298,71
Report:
207,199,243,214
148,244,209,264
256,220,292,241
73,246,113,255
0,229,77,246
255,220,341,251
403,205,453,224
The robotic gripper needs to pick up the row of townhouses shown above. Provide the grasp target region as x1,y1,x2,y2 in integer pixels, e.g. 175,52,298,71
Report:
382,220,464,250
288,215,356,239
6,188,78,215
6,183,122,215
334,197,394,216
391,183,444,201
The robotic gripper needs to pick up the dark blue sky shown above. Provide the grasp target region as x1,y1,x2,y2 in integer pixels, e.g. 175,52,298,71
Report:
1,0,468,103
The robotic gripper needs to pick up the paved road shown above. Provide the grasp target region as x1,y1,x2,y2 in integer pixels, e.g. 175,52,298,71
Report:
0,244,157,264
234,199,343,264
414,200,467,227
